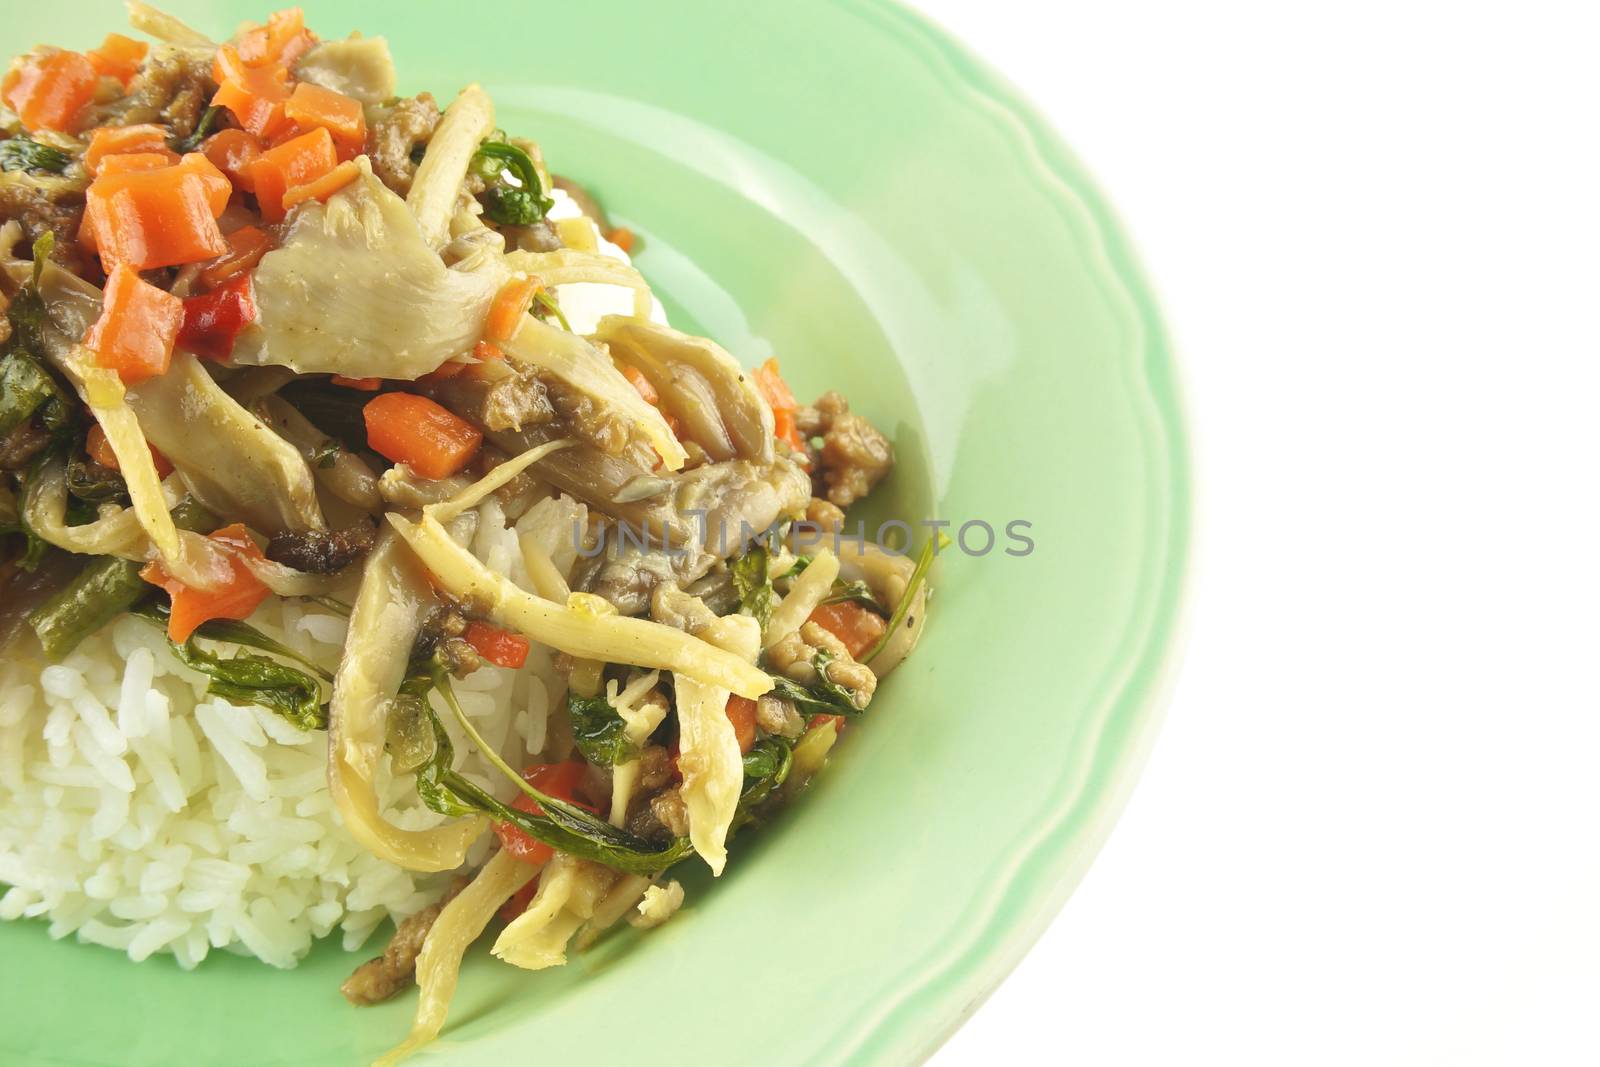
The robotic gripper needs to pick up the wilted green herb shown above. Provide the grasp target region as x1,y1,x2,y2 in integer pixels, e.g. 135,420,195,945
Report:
568,690,637,766
820,579,884,613
766,653,864,719
65,449,129,504
469,139,553,226
170,106,222,154
132,603,330,730
863,533,942,662
731,543,773,629
411,657,694,874
310,438,343,469
731,736,794,831
532,286,571,332
0,137,71,174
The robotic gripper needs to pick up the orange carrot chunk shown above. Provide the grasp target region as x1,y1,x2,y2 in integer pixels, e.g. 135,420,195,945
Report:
463,621,531,669
806,600,888,661
280,158,359,210
176,152,233,216
84,124,171,173
94,151,180,175
620,364,660,407
86,33,148,86
331,375,381,390
85,422,173,478
84,424,119,470
211,45,292,139
140,524,272,643
725,694,759,754
606,227,636,253
485,278,538,342
1,51,97,132
199,225,274,289
82,265,184,384
283,82,365,152
245,126,336,221
363,392,483,480
83,167,228,272
237,8,315,69
200,128,264,192
753,357,808,453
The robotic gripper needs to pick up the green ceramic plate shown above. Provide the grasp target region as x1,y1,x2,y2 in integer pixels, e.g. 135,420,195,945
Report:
1,1,1190,1064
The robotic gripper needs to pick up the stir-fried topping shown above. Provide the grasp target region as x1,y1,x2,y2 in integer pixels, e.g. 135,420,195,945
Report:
0,6,930,1063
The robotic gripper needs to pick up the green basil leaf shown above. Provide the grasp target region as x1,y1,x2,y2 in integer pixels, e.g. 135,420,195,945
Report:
766,657,864,719
409,661,693,873
731,542,773,629
132,604,329,731
568,690,637,766
470,140,552,226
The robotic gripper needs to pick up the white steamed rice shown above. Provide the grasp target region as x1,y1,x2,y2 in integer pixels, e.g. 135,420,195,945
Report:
0,497,573,970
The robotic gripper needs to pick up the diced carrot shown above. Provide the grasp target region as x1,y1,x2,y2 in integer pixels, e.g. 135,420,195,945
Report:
283,82,364,152
85,422,172,478
200,128,264,192
86,33,148,86
83,165,228,272
245,126,336,221
753,357,808,453
606,227,635,253
95,151,179,175
463,621,531,669
178,273,256,361
330,375,381,390
280,158,358,210
84,424,118,469
493,761,596,866
419,359,468,384
807,600,888,661
2,51,97,133
485,277,538,342
363,392,483,480
199,225,273,289
178,152,233,216
753,357,798,412
472,340,504,362
236,8,315,69
620,363,660,406
140,523,271,643
82,264,184,384
725,695,758,755
211,45,292,139
84,124,170,173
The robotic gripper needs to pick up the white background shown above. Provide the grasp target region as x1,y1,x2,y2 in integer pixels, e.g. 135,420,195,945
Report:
909,2,1600,1064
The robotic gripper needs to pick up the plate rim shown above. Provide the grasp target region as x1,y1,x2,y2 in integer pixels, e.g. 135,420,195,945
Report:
822,2,1196,1062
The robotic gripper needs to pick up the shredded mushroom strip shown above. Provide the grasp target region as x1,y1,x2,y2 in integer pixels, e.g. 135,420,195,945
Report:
492,853,616,970
674,613,761,874
377,851,538,1067
386,510,772,698
764,548,840,648
125,0,216,46
408,85,496,249
329,532,486,870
